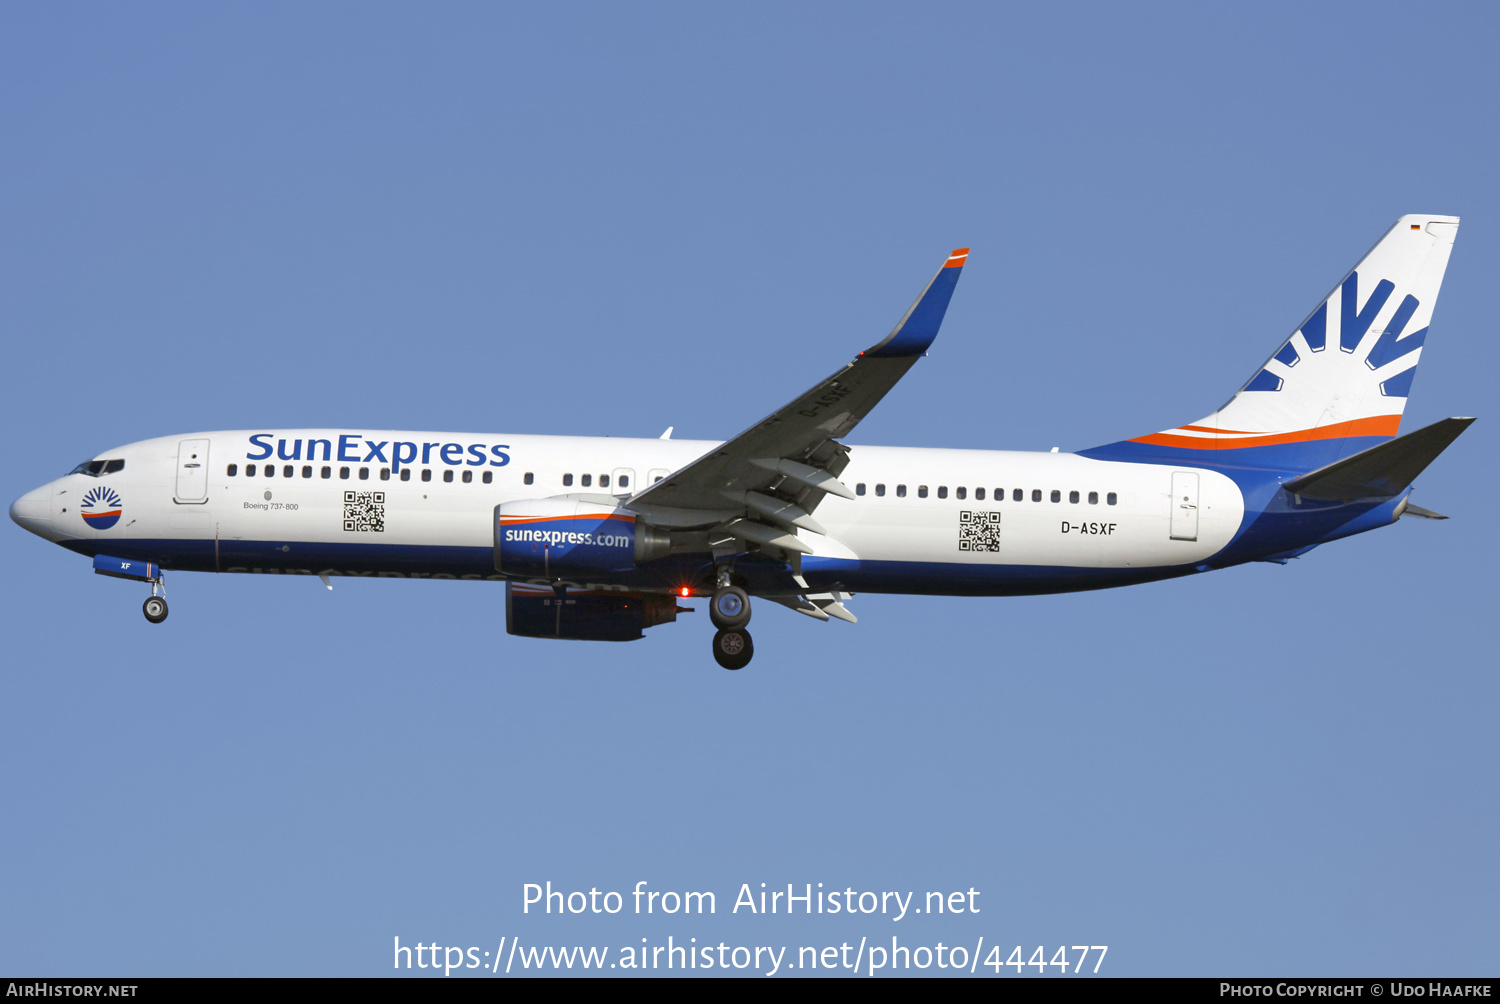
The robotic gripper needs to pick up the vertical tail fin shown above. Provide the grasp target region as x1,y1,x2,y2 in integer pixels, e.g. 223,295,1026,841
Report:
1084,215,1459,469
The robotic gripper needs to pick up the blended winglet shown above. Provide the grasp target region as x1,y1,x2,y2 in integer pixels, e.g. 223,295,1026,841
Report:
865,247,969,358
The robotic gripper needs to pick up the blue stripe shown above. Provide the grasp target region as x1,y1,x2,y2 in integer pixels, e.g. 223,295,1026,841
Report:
1078,435,1391,472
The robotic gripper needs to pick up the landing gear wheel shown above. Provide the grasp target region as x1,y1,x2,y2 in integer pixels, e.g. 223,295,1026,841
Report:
712,628,754,670
143,596,168,624
709,585,751,629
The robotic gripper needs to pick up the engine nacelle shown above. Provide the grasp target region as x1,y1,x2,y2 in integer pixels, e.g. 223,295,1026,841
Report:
506,583,682,641
493,498,670,577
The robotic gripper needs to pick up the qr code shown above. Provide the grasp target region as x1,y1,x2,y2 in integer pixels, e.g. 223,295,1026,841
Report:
958,510,1001,552
343,490,385,532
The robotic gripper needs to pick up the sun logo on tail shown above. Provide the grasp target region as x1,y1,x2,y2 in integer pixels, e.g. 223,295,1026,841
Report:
80,486,123,530
1245,272,1427,398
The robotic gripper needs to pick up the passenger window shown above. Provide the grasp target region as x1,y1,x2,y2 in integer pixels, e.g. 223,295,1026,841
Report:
247,464,257,476
619,474,629,488
918,485,928,498
581,474,592,487
421,469,432,483
443,470,454,483
1069,490,1080,503
653,475,664,483
875,483,886,497
227,464,238,477
321,466,331,479
563,474,573,487
600,474,610,488
975,488,985,500
302,465,312,478
1107,492,1118,505
1014,488,1023,502
359,467,369,480
265,465,275,478
937,486,947,499
1050,490,1061,503
400,469,411,482
1031,489,1041,502
284,465,294,478
482,471,492,484
339,467,350,480
1089,491,1098,504
524,472,534,485
856,483,866,496
462,470,472,483
896,484,906,497
956,487,966,500
380,468,391,481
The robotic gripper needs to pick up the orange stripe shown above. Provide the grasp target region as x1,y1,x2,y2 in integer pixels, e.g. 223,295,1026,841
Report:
1130,415,1401,450
944,248,970,267
498,513,635,526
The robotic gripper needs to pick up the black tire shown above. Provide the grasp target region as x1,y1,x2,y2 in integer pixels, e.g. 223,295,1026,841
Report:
708,585,751,629
143,596,168,624
712,628,753,670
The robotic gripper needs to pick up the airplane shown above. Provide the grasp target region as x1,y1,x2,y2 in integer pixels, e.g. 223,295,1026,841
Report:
9,216,1473,669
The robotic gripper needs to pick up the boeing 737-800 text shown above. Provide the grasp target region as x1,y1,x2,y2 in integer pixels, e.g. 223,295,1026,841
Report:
10,217,1472,668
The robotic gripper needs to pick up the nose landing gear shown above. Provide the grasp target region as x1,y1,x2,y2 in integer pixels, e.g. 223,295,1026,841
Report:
92,555,169,625
142,573,168,624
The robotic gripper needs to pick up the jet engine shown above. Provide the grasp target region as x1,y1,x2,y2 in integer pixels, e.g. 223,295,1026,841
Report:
493,498,670,577
505,582,684,641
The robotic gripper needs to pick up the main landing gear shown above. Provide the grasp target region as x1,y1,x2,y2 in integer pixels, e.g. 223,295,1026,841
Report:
709,583,753,669
712,627,753,670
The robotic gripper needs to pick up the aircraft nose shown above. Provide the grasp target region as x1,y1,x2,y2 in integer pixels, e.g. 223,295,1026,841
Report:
10,484,57,540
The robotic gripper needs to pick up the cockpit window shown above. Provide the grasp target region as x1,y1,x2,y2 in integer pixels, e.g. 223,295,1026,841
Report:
69,459,125,477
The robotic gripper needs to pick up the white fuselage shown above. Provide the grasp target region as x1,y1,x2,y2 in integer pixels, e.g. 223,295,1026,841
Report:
16,429,1246,593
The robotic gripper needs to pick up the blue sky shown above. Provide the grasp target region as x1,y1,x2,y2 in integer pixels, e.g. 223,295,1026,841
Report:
2,2,1495,977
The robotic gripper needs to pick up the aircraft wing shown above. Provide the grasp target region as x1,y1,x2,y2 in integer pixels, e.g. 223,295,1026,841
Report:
627,249,968,545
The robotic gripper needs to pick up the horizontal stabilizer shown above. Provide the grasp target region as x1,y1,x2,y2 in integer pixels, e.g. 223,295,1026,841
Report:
1398,502,1448,520
1283,417,1474,500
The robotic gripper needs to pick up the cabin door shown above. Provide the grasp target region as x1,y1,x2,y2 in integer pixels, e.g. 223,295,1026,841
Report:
175,439,211,503
1169,471,1199,541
